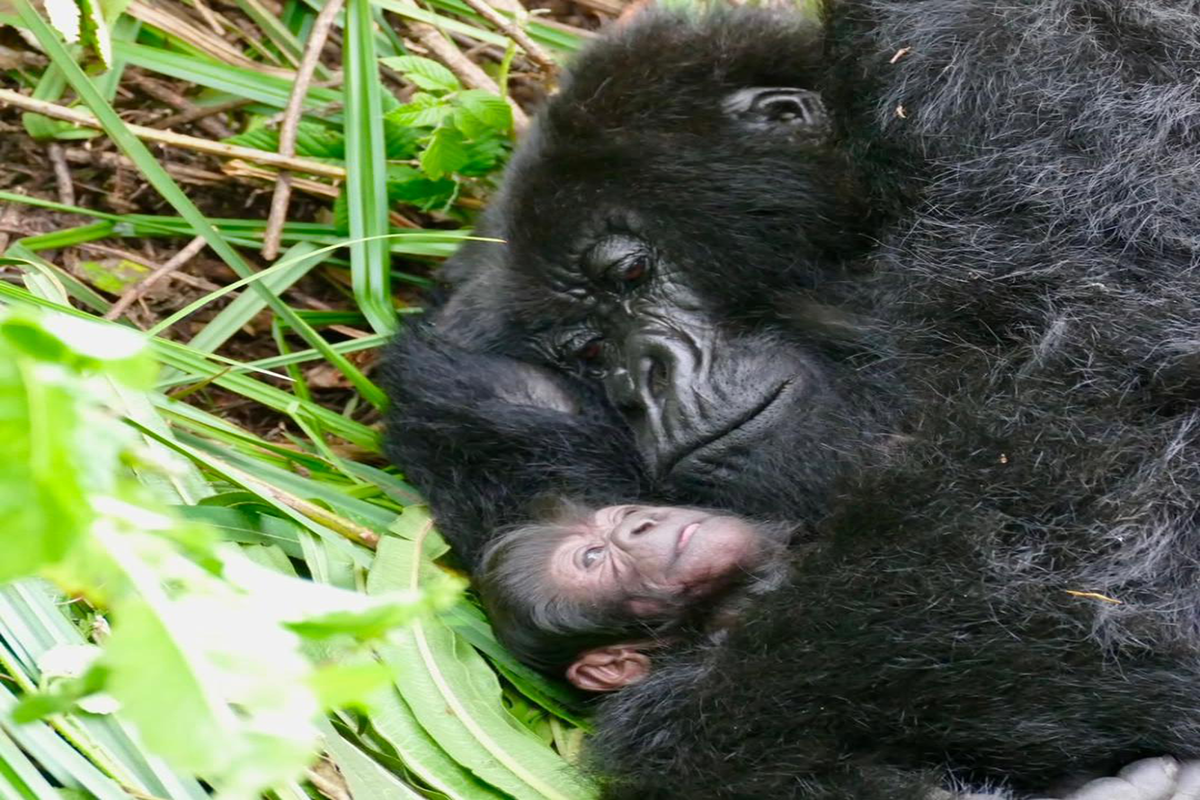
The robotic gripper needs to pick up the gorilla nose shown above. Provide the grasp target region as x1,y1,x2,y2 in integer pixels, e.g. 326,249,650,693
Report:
605,338,679,426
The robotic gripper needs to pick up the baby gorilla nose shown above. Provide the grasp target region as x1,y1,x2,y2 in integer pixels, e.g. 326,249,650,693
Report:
630,519,655,536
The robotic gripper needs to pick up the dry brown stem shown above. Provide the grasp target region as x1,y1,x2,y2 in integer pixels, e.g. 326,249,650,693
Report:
104,235,209,322
459,0,558,75
263,0,345,260
0,89,347,179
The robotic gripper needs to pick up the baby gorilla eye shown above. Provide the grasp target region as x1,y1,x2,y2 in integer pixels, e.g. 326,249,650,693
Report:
580,546,605,568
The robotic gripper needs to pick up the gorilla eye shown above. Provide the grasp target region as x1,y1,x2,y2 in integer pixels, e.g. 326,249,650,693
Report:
580,546,605,569
575,338,604,364
616,255,650,285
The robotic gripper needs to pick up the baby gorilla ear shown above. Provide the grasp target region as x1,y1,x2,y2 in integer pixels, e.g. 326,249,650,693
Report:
723,88,829,136
566,645,651,692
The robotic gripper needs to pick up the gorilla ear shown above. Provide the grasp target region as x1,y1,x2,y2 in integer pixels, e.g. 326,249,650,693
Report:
566,645,650,692
723,88,828,134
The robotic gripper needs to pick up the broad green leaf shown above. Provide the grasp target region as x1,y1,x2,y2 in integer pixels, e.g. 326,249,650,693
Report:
0,348,89,580
319,722,426,800
368,518,592,800
387,93,453,129
454,90,512,137
380,55,461,93
359,689,501,800
420,126,469,180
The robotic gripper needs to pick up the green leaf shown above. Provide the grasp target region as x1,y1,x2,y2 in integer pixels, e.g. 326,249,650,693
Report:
387,169,458,213
380,55,461,93
368,516,592,800
225,123,345,160
453,90,512,137
309,662,391,711
0,352,90,580
386,94,453,129
320,721,426,800
79,0,112,68
344,0,396,335
382,119,422,159
459,136,510,177
420,127,469,180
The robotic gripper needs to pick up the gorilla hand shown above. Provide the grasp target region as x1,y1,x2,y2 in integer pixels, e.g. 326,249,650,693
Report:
381,323,648,565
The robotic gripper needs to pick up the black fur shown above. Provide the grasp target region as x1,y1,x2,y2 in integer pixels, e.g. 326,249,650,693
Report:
381,1,1200,796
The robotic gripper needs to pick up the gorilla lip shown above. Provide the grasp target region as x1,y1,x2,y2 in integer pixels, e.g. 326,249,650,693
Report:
664,379,795,476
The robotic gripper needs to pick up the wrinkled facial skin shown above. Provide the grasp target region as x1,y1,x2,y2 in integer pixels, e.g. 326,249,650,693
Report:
533,234,816,480
430,18,878,508
547,505,766,615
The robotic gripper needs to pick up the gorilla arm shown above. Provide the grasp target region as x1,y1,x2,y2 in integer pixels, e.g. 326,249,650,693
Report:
380,323,647,567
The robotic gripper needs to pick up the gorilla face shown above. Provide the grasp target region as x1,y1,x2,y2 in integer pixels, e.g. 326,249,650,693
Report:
500,225,818,480
431,12,880,492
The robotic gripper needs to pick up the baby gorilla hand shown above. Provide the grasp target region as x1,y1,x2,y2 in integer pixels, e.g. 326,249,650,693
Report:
949,758,1200,800
1049,757,1200,800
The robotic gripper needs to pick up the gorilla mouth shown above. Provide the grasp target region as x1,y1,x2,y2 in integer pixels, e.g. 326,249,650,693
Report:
664,379,794,476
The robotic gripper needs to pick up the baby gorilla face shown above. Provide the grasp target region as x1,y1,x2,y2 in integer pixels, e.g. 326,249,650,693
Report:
546,505,765,616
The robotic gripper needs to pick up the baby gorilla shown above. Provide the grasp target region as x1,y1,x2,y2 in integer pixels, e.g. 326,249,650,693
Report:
477,501,789,691
478,501,1200,799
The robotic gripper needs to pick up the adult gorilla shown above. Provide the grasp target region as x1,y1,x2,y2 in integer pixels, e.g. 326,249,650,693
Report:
381,1,1200,797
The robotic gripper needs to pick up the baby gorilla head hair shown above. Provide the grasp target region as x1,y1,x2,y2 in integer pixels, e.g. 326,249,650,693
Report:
476,499,790,691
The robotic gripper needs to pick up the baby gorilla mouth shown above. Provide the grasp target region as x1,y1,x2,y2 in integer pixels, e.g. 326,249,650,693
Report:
677,521,700,553
664,379,795,476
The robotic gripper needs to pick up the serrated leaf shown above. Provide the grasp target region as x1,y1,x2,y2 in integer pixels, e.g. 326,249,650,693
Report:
388,173,458,213
383,119,422,159
293,123,345,159
387,95,453,129
79,0,112,68
332,190,350,236
223,128,279,151
43,0,81,44
459,136,510,177
222,123,345,159
419,126,469,180
380,55,461,93
454,90,512,135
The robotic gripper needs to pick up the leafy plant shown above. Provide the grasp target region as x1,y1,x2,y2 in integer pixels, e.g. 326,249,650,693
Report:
383,55,514,182
0,304,460,798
